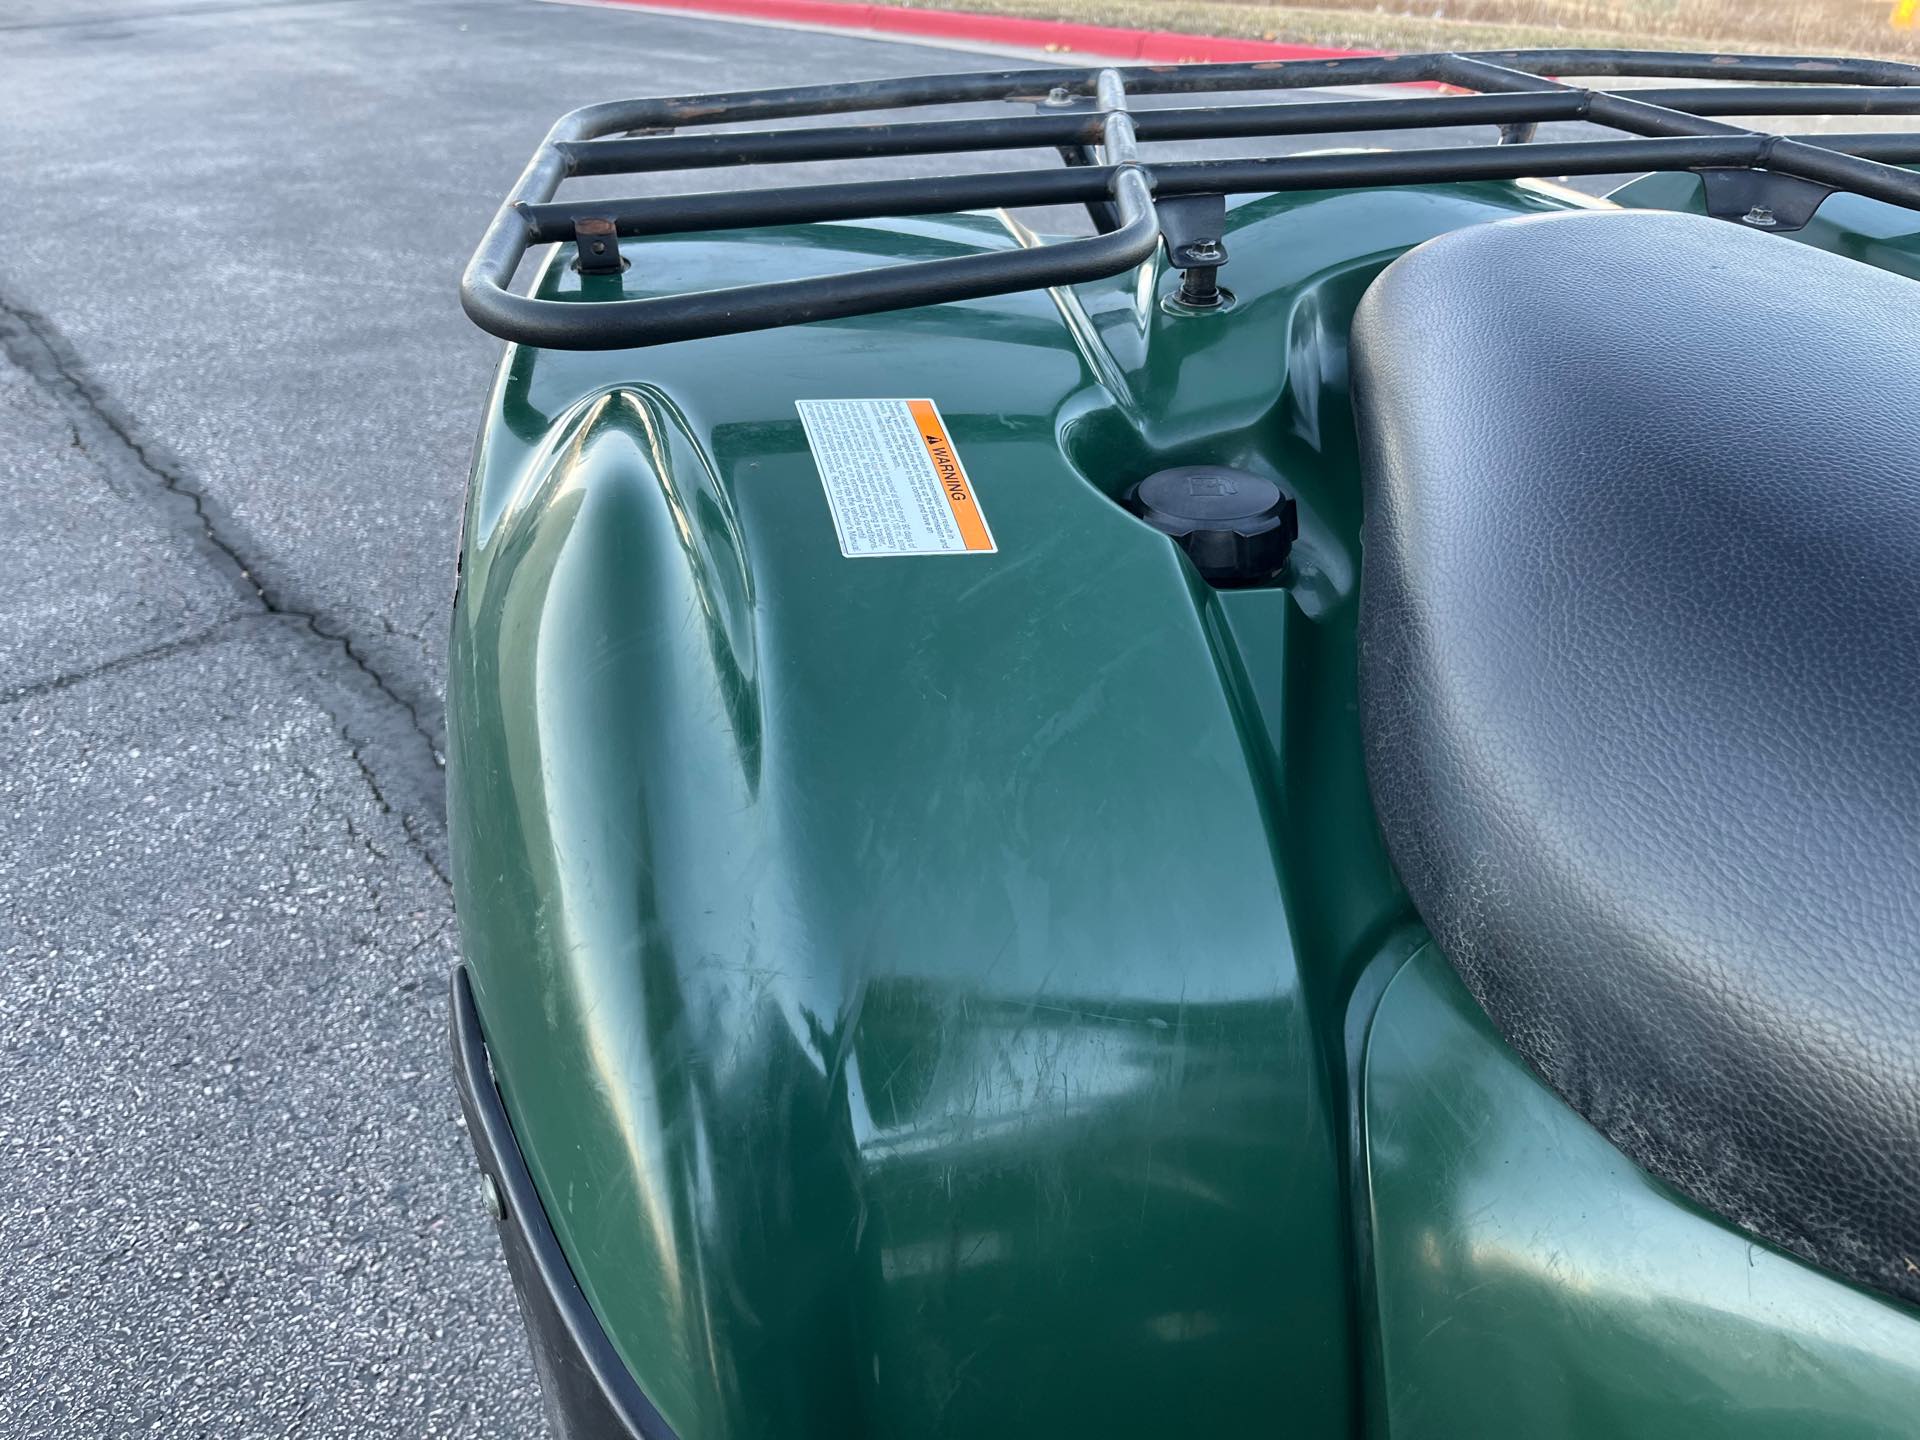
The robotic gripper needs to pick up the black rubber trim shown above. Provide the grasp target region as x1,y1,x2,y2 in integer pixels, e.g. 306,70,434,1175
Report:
449,965,681,1440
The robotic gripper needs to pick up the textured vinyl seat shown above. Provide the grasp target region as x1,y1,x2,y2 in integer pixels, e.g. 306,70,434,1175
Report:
1351,208,1920,1305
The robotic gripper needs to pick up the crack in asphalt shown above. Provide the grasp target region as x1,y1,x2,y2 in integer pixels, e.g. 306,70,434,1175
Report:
339,713,453,888
0,288,451,886
0,616,255,705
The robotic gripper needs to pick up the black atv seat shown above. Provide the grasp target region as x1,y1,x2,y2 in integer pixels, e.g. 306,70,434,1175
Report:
1351,208,1920,1305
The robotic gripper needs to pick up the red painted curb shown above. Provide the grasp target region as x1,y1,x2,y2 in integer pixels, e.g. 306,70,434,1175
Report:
590,0,1372,65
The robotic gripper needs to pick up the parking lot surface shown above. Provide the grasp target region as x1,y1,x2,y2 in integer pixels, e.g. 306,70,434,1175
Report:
0,1,1066,1432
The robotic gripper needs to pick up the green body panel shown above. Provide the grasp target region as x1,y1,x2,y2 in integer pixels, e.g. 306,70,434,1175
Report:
1364,949,1920,1439
448,180,1920,1437
1608,171,1920,276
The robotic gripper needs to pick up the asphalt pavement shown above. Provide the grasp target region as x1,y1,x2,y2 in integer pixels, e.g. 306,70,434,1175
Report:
0,2,1662,1433
0,2,1105,1434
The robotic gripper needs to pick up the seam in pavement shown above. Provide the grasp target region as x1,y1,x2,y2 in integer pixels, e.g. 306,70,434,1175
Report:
0,617,256,706
0,290,452,887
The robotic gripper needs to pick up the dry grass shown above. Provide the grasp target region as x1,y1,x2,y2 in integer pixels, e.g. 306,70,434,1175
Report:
855,0,1920,59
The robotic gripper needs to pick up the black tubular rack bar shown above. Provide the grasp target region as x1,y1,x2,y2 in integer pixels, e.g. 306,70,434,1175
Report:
461,49,1920,349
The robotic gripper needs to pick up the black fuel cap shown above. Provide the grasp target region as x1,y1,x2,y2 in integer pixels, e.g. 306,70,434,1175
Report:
1131,465,1297,586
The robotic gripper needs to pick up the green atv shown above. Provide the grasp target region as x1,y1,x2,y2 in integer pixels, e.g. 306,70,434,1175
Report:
448,48,1920,1440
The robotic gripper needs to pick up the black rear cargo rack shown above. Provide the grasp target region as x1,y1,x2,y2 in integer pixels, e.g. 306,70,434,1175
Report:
461,49,1920,350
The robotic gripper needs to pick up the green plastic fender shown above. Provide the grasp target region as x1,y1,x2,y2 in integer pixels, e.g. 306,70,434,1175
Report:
448,177,1920,1439
1363,949,1920,1439
1609,169,1920,276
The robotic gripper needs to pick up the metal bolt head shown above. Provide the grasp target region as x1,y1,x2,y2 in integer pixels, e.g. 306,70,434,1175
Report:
1743,206,1778,227
480,1174,506,1222
1184,240,1225,263
1043,86,1075,107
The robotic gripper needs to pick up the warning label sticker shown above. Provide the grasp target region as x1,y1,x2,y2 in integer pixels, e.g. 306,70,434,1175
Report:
794,398,997,558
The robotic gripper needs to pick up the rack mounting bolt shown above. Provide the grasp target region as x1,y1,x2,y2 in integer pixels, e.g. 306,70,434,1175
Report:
573,215,626,275
1742,206,1778,227
1044,86,1076,107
